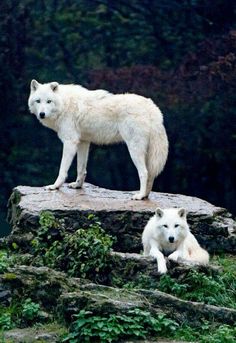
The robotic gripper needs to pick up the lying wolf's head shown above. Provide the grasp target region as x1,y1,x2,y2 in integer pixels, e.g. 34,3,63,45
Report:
28,80,62,121
155,207,189,244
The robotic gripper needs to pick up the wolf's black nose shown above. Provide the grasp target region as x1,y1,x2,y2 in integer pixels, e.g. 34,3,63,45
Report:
39,112,45,119
169,236,174,243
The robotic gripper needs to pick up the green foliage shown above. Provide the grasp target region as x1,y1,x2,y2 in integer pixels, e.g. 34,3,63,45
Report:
116,256,236,309
0,300,41,329
157,266,236,309
0,302,24,331
63,309,179,343
63,312,236,343
0,251,9,273
31,212,114,282
0,251,14,273
39,211,59,231
200,324,236,343
175,323,236,343
22,298,40,322
183,270,235,305
0,313,12,330
158,274,189,296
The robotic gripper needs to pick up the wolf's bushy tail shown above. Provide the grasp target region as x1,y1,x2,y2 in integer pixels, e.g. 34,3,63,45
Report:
146,107,168,182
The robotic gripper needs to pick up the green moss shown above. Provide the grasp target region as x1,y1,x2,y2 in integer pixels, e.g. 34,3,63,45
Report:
10,190,21,206
3,273,17,280
7,190,22,227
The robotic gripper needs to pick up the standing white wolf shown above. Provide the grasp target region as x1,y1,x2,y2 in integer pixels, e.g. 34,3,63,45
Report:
28,80,168,200
142,208,209,274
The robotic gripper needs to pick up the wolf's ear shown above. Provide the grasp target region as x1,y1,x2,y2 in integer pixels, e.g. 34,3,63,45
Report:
155,208,164,219
178,208,187,218
31,79,40,92
50,82,59,92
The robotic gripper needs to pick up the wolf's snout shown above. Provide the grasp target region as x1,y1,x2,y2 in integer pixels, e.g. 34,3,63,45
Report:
169,236,174,243
39,112,45,119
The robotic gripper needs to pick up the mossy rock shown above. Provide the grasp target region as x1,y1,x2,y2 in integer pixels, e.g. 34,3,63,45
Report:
6,183,236,253
3,323,67,343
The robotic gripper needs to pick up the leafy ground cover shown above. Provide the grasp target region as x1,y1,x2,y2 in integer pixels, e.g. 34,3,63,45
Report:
0,211,235,342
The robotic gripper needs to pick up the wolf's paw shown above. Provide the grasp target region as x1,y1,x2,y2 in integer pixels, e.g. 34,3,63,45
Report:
68,181,82,189
44,184,59,191
157,264,167,274
131,193,148,200
168,251,179,262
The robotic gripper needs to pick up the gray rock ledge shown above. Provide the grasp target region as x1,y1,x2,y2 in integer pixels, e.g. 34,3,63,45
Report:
6,183,236,253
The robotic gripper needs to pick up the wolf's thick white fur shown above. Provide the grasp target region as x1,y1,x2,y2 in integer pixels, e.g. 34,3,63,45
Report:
28,80,168,199
142,208,209,274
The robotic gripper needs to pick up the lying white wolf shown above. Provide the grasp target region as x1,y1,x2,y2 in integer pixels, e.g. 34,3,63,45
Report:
142,208,209,273
28,80,168,200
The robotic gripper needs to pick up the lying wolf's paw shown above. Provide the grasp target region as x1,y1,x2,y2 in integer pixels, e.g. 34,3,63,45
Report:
168,251,179,262
158,264,167,274
131,193,147,200
68,181,82,189
44,184,59,191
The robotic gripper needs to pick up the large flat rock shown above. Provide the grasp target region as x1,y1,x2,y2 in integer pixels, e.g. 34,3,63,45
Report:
8,183,226,214
7,183,236,253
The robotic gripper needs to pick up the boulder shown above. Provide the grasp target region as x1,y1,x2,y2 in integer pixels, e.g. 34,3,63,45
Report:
0,265,88,309
6,183,236,253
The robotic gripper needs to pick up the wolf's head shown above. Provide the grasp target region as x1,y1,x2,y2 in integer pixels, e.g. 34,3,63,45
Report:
28,80,62,121
154,208,189,245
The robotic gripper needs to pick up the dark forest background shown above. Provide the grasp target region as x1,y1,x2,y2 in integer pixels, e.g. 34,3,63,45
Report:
0,0,236,235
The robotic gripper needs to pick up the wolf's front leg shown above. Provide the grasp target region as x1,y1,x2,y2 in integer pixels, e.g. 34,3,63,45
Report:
45,140,78,190
68,142,90,189
150,243,167,274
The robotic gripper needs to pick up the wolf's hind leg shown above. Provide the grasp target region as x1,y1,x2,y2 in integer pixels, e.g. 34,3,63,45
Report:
146,175,155,195
126,142,148,200
68,142,90,189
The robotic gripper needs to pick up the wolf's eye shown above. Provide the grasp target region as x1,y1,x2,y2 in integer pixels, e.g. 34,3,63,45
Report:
163,224,168,228
47,100,52,104
35,99,41,103
175,224,179,228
